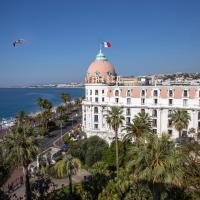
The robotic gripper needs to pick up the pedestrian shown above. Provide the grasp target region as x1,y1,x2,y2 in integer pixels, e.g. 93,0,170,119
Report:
10,183,13,191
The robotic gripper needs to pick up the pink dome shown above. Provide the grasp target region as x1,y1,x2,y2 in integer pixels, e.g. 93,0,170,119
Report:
87,60,116,78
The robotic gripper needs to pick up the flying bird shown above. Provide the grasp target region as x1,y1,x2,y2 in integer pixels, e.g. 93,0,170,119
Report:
12,39,25,47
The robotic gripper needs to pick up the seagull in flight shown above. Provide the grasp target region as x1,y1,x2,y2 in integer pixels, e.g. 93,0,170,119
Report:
12,39,25,47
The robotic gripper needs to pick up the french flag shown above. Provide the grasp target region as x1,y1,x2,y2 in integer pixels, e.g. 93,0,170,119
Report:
102,41,111,48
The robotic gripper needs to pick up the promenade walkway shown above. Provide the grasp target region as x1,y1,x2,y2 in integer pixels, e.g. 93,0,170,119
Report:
1,167,24,193
7,169,90,199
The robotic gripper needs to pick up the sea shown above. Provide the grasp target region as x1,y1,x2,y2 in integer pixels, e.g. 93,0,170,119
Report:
0,88,84,120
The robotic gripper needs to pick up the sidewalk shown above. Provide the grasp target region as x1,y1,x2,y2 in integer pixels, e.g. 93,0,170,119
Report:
1,167,24,193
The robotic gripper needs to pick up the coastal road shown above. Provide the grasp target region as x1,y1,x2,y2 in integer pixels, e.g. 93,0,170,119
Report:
37,114,82,151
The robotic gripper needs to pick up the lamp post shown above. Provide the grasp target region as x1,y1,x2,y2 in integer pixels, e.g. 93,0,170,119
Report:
60,121,63,146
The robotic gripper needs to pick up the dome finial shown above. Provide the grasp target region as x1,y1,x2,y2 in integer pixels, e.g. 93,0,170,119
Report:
96,44,107,61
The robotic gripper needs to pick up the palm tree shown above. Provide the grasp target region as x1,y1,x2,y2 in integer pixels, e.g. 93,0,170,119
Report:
54,154,81,195
127,134,184,200
105,106,124,176
60,93,71,114
98,170,152,200
36,98,52,112
74,99,81,108
15,111,27,127
170,109,191,138
60,93,70,105
42,99,52,112
91,161,109,176
3,123,38,200
36,97,45,110
56,105,66,118
124,111,152,141
39,110,52,130
56,105,66,143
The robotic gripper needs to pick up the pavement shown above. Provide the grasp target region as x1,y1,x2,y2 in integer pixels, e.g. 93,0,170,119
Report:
0,129,7,139
8,169,90,200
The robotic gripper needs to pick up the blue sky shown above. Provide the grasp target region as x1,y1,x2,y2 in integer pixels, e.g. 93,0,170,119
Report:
0,0,200,86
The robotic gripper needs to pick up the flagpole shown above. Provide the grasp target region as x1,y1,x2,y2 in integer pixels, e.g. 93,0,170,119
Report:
99,42,102,53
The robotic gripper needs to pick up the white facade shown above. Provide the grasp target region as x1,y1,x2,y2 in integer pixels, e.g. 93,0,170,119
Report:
82,51,200,143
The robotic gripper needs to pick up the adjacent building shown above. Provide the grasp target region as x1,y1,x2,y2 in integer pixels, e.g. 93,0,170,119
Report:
82,50,200,143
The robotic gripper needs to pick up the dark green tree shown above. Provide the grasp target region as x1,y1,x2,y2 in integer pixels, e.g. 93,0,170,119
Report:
69,136,109,167
3,123,39,200
127,134,184,200
31,175,53,200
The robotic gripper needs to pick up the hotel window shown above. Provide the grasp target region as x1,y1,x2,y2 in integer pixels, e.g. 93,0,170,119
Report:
94,124,98,129
183,99,188,107
90,97,92,102
198,112,200,120
153,90,158,97
169,90,173,97
152,109,157,117
95,90,98,95
154,99,158,105
94,115,98,122
90,90,92,95
141,89,145,96
152,119,157,127
115,98,119,103
141,98,145,105
168,129,172,135
198,122,200,129
115,90,119,96
126,108,131,115
102,90,104,94
127,98,131,104
168,119,172,127
95,97,98,103
102,97,104,102
183,90,188,97
127,90,131,97
126,117,131,125
94,107,98,113
169,99,173,106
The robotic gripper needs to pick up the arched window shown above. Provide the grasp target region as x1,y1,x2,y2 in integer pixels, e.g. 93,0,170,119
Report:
152,109,157,117
115,90,119,96
94,107,98,113
153,90,158,97
127,90,131,96
141,89,145,96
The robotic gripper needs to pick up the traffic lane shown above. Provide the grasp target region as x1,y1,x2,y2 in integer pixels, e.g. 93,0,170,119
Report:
37,116,81,151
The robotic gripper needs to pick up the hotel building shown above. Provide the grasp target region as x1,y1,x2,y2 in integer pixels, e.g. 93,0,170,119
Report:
82,50,200,142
